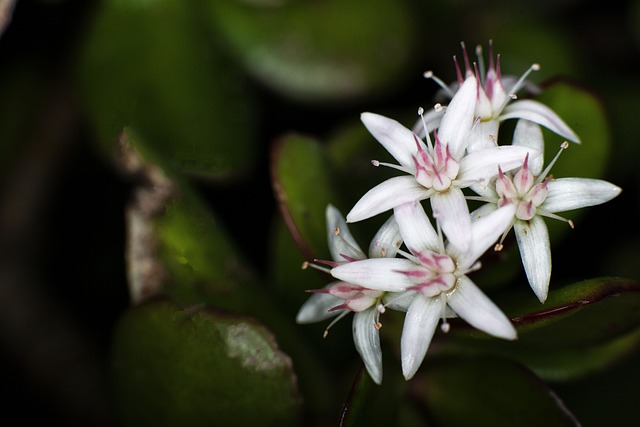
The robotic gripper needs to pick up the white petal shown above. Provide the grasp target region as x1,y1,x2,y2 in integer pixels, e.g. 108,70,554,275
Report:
438,76,477,159
353,308,383,384
382,291,416,312
458,145,534,184
501,100,580,143
447,276,517,340
512,119,544,175
346,176,430,223
401,296,441,380
393,201,439,254
361,112,420,169
296,285,344,323
451,203,515,269
331,258,416,292
542,178,622,213
470,202,498,221
431,188,471,252
326,204,365,262
368,214,402,259
467,120,500,153
514,217,551,303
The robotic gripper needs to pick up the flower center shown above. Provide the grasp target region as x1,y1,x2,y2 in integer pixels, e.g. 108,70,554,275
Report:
406,250,457,297
413,134,459,192
496,154,548,221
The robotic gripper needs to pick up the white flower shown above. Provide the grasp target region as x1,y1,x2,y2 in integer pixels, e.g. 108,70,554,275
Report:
296,204,402,384
415,41,580,152
471,119,622,302
349,76,535,252
331,201,518,380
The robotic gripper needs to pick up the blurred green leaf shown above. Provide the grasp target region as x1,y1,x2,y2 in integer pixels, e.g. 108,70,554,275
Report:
417,355,580,427
206,0,419,103
111,298,302,427
439,277,640,381
78,0,257,178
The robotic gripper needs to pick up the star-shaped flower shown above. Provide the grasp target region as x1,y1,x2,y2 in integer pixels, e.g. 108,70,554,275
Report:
470,119,622,302
331,201,518,380
296,204,402,384
349,76,536,252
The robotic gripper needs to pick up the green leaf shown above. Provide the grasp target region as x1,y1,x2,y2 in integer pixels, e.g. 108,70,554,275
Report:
205,0,419,103
77,0,257,178
439,277,640,381
417,356,580,427
111,299,302,427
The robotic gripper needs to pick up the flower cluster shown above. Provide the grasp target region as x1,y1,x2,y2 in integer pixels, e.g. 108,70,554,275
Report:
296,42,622,384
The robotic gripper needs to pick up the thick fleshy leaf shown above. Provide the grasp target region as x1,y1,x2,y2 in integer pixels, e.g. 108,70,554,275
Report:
205,0,418,103
440,277,640,381
271,133,339,260
111,299,302,426
418,356,580,426
542,178,622,213
78,0,256,178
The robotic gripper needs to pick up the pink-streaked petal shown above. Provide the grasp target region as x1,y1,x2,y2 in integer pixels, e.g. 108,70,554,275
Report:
514,217,551,303
401,295,441,380
353,308,383,384
393,201,439,254
368,214,402,259
467,120,500,153
346,176,431,223
458,145,535,185
296,284,345,323
326,204,365,262
542,178,622,213
438,76,477,159
512,119,544,175
501,100,580,143
361,112,420,170
431,188,471,252
331,258,416,292
451,203,516,269
447,276,517,340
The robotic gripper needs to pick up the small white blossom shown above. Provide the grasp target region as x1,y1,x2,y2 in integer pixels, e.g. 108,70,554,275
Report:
471,119,622,302
332,201,517,380
349,76,536,252
296,204,402,384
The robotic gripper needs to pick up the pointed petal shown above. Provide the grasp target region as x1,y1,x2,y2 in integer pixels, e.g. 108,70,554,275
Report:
393,201,440,254
501,100,580,143
470,202,498,221
467,120,500,153
353,308,383,384
401,296,440,380
431,188,471,252
451,203,516,269
361,112,420,169
512,119,544,175
346,176,430,223
368,214,403,258
296,284,345,323
382,291,416,312
458,145,534,185
331,258,416,292
326,204,365,262
447,276,517,340
542,178,622,213
438,76,477,159
514,217,551,303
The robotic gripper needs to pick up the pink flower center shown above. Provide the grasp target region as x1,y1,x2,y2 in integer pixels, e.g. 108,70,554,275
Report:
413,134,459,192
496,155,548,221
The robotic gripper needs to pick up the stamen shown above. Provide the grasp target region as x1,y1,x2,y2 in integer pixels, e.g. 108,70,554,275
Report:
423,70,456,98
536,141,569,184
494,224,514,252
418,107,434,150
371,159,413,174
439,296,450,333
497,62,540,112
537,208,575,228
475,44,486,84
323,309,351,338
333,226,367,260
303,261,333,275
